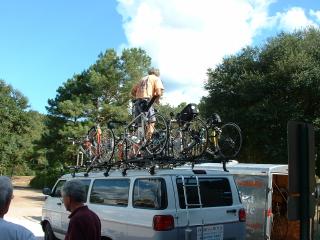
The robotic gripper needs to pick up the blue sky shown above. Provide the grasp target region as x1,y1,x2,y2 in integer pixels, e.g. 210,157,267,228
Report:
0,0,319,113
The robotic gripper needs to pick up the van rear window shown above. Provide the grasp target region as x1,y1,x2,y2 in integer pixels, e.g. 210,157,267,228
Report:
133,178,167,210
176,177,233,208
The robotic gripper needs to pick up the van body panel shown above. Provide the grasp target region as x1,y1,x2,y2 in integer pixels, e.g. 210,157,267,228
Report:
42,168,246,240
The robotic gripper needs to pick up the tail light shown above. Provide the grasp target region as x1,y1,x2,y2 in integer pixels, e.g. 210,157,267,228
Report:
239,208,246,222
153,215,174,231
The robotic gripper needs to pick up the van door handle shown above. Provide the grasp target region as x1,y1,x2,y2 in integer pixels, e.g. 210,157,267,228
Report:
226,209,237,214
57,202,62,206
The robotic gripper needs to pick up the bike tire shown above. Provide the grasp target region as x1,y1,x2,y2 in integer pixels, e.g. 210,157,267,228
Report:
182,117,208,159
146,112,168,156
217,123,242,158
99,126,115,164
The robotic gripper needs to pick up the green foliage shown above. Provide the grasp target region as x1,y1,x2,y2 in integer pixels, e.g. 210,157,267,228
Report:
0,80,45,175
157,102,188,119
29,168,65,189
200,27,320,173
41,48,152,168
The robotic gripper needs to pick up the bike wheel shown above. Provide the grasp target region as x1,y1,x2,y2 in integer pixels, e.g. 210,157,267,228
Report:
217,123,242,158
181,117,208,158
146,112,168,156
99,127,115,164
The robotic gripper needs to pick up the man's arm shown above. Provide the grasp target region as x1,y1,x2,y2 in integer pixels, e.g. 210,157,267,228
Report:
153,77,164,104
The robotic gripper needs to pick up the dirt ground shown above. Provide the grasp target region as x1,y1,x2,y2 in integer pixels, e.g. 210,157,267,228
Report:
4,176,45,239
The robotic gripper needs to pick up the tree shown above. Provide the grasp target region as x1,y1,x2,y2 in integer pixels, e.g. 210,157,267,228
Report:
157,102,188,119
200,27,320,173
0,80,43,175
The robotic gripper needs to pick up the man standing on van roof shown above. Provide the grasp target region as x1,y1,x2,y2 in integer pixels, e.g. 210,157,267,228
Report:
131,67,164,139
62,180,101,240
0,176,36,240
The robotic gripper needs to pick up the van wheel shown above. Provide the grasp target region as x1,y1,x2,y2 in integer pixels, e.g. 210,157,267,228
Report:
44,223,57,240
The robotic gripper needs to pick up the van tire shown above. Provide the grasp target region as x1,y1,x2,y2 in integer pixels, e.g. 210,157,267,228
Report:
44,222,57,240
101,237,112,240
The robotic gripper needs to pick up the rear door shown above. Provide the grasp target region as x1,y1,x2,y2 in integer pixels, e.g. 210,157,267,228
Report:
174,175,244,240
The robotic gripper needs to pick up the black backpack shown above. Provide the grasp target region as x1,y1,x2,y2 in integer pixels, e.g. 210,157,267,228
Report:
176,103,199,124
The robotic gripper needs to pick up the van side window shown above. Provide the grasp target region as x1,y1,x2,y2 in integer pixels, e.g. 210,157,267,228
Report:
133,178,167,210
52,180,66,197
177,177,233,208
90,179,130,206
80,179,91,201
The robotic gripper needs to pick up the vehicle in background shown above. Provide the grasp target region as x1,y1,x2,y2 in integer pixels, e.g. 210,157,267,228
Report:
195,162,303,240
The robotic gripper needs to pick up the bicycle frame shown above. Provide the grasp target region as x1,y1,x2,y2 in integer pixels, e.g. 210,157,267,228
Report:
119,111,150,158
208,124,222,153
168,118,207,158
116,96,160,160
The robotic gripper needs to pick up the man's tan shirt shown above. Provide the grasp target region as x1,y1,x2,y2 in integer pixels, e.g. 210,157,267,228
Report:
131,74,164,99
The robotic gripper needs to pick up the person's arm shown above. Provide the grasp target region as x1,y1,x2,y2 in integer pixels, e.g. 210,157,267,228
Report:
153,77,164,104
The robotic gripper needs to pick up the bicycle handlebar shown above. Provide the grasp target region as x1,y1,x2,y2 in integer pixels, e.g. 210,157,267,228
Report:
107,120,127,129
145,95,158,112
108,120,127,125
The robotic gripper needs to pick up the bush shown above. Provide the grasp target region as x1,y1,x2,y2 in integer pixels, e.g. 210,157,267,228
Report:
30,169,65,189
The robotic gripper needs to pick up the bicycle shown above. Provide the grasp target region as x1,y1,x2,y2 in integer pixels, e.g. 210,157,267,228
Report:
109,96,168,162
206,113,242,159
69,123,115,171
167,104,208,160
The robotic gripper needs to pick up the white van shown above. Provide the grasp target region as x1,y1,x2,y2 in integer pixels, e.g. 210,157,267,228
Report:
41,167,246,240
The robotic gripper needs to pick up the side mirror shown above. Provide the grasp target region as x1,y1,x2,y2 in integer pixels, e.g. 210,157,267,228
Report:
42,187,52,196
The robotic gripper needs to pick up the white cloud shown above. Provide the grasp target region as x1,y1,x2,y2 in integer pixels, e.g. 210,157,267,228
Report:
116,0,318,106
272,7,318,32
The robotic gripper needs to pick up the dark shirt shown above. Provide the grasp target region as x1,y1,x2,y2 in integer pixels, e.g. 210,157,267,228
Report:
65,205,101,240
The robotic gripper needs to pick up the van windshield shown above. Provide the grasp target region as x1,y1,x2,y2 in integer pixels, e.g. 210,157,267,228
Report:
176,177,233,208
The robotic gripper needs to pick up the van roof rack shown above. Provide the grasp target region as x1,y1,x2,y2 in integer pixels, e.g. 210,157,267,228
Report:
66,154,234,177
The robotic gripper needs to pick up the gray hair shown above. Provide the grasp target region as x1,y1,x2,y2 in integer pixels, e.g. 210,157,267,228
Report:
148,67,160,77
62,180,86,203
0,176,13,210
